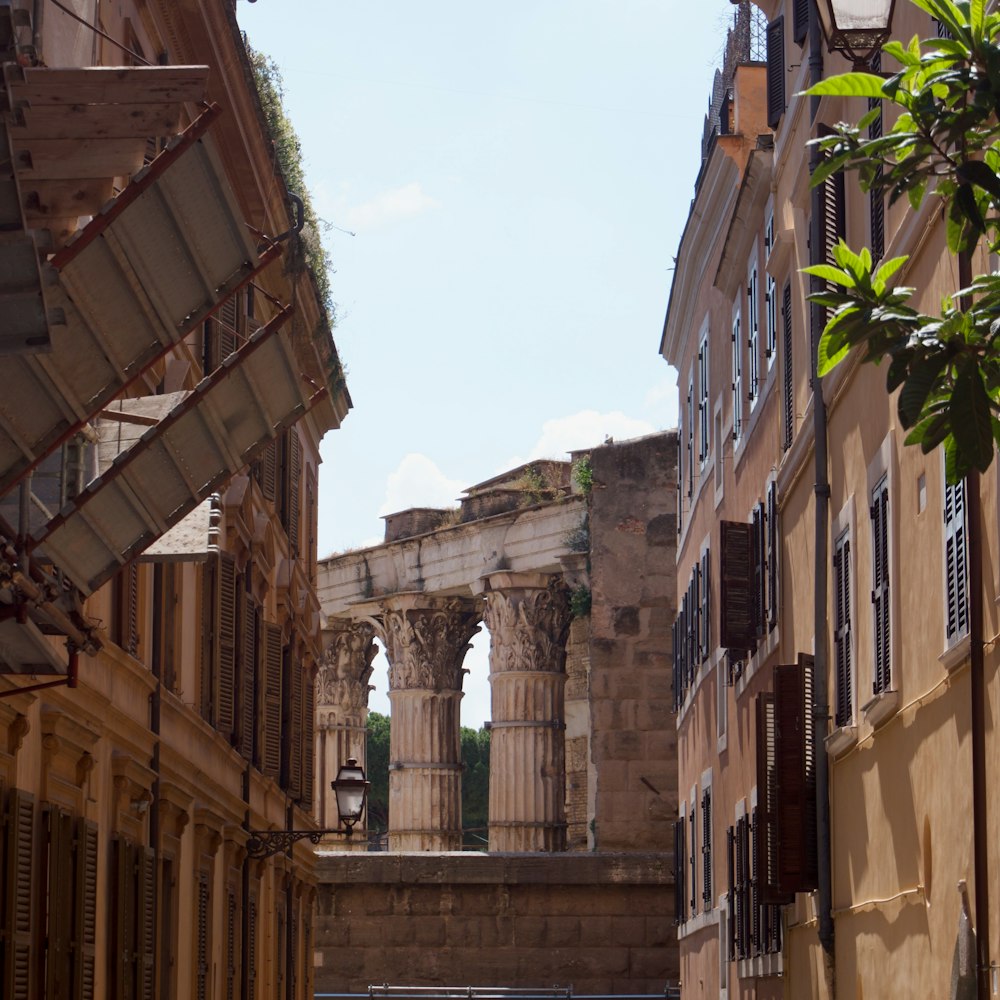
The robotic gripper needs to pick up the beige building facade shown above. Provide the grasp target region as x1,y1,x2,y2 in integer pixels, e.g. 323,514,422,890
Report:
0,1,347,998
663,2,998,998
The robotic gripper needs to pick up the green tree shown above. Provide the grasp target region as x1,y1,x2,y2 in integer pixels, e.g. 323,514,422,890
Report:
804,0,1000,480
461,725,491,849
365,711,390,834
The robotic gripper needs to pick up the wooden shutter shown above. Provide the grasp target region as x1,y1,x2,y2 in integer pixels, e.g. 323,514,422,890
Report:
766,17,785,129
755,691,789,904
44,807,73,1000
75,820,98,1000
195,872,209,1000
225,889,237,1000
720,521,755,649
285,430,302,558
286,650,303,800
726,827,735,959
833,532,853,727
700,549,711,661
767,482,779,630
871,477,891,694
217,552,238,739
261,440,277,502
672,618,681,711
752,503,766,638
781,282,794,451
701,788,712,907
218,295,239,362
944,478,969,642
239,592,258,762
774,656,819,896
262,622,283,779
868,55,885,263
200,559,216,722
821,129,847,265
138,848,156,1000
750,806,761,956
248,892,258,1000
689,811,697,916
793,0,809,43
731,314,743,442
302,667,316,810
112,837,135,1000
4,790,35,1000
747,262,760,401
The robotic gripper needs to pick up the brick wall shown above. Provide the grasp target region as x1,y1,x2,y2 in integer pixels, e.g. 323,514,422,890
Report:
314,853,677,994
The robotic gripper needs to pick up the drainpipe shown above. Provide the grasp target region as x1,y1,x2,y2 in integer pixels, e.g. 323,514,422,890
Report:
808,0,836,981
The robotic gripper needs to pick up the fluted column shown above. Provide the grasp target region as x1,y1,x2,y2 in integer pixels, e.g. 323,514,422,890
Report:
315,619,376,849
484,572,571,852
382,594,480,852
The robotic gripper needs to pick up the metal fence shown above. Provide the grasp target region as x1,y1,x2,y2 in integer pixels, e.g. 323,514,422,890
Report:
316,988,682,1000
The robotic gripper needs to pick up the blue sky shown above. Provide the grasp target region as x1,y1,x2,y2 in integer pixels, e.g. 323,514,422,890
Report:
238,0,738,724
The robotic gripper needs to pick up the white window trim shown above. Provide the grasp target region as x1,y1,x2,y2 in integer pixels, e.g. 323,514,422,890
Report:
732,303,743,447
827,496,858,756
941,453,970,660
699,322,711,470
747,253,760,411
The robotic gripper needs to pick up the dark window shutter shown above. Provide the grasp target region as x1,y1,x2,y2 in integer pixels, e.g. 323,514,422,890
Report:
76,819,98,1000
701,788,713,906
691,569,700,672
44,808,73,1000
261,440,277,502
781,282,794,451
200,559,216,722
871,477,891,693
239,593,258,762
833,534,853,727
4,789,35,1000
689,811,697,915
216,553,238,739
721,521,755,649
755,691,789,905
674,817,686,924
750,806,761,955
248,892,258,999
285,650,304,800
226,889,238,1000
138,848,156,1000
285,430,302,557
944,478,969,642
219,295,240,362
196,872,210,1000
774,656,819,896
767,482,779,630
793,0,809,43
766,18,785,129
726,827,736,960
263,622,284,779
111,837,136,1000
303,666,316,810
752,502,766,638
672,618,681,710
821,131,848,264
700,549,711,661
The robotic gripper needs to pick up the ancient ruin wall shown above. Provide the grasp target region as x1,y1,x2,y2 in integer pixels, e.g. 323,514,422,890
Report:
313,853,677,994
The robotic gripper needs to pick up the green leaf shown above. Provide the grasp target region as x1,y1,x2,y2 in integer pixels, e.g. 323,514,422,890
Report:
958,159,1000,201
897,351,949,426
904,411,950,449
873,255,910,288
950,362,995,471
803,73,888,99
801,264,856,287
817,329,851,376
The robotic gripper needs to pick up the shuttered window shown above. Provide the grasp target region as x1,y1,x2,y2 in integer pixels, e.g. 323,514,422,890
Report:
793,0,809,44
820,126,848,316
196,872,210,1000
701,787,713,908
871,476,891,694
698,334,710,465
199,558,216,722
731,312,743,444
111,835,155,1000
225,888,238,1000
721,520,754,650
303,665,316,810
700,548,711,662
686,377,695,498
674,816,687,924
752,503,766,638
280,430,303,557
944,476,969,643
113,561,140,658
766,17,785,129
868,54,885,262
726,826,735,959
238,589,260,763
767,481,779,630
747,258,760,407
262,621,284,779
765,271,778,372
284,647,304,800
732,815,750,959
248,891,259,1000
689,810,697,916
3,789,35,1000
833,530,853,727
781,281,794,451
216,552,238,741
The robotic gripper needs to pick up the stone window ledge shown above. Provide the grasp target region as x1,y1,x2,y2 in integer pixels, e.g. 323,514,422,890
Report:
939,633,971,673
738,951,783,980
677,906,719,941
862,689,900,729
825,724,857,759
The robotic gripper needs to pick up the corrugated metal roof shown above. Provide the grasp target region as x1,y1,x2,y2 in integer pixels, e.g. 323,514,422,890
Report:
28,308,325,595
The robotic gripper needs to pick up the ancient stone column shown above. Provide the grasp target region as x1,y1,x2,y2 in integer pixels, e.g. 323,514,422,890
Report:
382,594,480,852
483,571,571,852
315,619,376,848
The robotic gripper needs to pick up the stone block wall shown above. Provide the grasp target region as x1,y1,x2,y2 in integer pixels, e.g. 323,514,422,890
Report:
564,615,591,850
584,433,678,852
314,853,677,994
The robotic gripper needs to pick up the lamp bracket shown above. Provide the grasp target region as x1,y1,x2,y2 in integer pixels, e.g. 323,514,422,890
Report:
245,828,350,859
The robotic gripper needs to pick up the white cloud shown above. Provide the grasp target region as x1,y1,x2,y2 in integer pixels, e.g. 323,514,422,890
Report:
344,182,440,231
378,453,465,516
643,372,680,429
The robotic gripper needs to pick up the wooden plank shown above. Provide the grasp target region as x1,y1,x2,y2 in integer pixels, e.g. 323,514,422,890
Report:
22,178,114,223
12,137,146,180
12,65,209,105
18,102,183,140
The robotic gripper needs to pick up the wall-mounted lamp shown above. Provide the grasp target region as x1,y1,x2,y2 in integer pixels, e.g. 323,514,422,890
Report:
814,0,897,68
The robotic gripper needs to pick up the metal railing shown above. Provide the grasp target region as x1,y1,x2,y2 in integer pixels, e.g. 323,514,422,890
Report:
316,987,682,1000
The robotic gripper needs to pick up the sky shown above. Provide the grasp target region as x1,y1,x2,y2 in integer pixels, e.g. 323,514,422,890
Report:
237,0,738,725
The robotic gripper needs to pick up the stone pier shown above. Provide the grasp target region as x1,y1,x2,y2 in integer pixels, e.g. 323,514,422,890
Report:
483,572,571,852
382,594,480,851
315,620,377,847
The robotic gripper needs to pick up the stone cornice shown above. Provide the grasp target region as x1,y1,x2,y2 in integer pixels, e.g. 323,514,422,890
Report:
483,574,570,675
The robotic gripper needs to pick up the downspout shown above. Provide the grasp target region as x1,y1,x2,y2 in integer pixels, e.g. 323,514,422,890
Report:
808,0,836,982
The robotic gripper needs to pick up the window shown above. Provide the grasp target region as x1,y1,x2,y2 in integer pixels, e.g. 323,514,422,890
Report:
687,375,695,498
792,0,809,44
781,281,794,451
701,785,714,909
689,807,698,916
944,475,969,644
720,520,754,653
871,475,891,694
820,125,847,284
752,502,766,637
699,329,710,466
747,257,760,409
766,17,785,129
767,481,779,630
868,54,885,262
700,548,712,663
675,812,687,925
732,310,743,444
833,529,853,727
111,834,155,998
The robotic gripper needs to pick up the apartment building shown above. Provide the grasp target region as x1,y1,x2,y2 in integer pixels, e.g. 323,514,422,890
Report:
662,2,996,997
0,1,348,997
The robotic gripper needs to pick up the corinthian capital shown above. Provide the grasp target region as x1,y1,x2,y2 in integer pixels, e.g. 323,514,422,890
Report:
317,619,377,711
483,572,571,674
381,595,480,692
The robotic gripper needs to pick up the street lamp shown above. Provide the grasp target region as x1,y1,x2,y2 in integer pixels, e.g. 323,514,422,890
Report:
814,0,896,68
245,756,370,859
332,757,369,837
